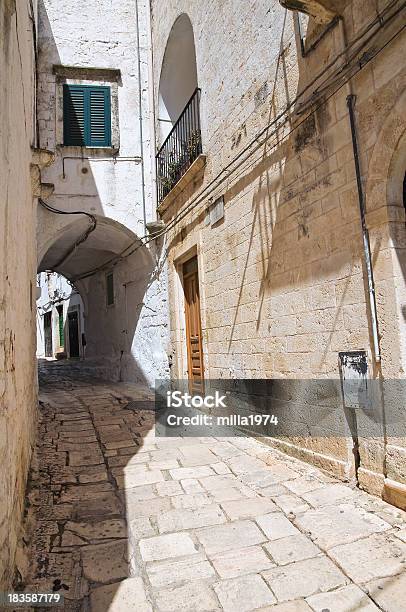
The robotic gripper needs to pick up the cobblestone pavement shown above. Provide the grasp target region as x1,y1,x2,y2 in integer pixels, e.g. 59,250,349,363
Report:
23,363,406,611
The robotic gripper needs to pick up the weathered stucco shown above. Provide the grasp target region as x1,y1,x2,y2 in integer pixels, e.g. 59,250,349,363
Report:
151,0,406,502
36,0,170,385
0,0,38,589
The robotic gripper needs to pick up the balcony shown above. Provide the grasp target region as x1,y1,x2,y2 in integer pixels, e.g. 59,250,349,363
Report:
156,88,202,203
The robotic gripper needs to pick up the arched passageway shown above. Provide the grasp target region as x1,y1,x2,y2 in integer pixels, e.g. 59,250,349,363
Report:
37,213,169,384
36,271,85,360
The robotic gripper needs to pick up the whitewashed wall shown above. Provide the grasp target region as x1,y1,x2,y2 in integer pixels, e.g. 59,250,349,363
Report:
0,0,38,589
36,0,170,385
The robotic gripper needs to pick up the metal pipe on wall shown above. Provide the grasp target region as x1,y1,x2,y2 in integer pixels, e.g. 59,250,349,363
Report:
346,94,381,364
135,0,147,233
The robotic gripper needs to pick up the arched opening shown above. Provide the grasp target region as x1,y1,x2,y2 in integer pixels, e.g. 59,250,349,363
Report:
158,13,198,143
37,214,166,383
36,271,85,361
156,14,202,202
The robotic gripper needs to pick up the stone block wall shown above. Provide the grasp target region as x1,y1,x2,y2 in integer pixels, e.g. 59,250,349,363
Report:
0,0,38,588
151,0,406,500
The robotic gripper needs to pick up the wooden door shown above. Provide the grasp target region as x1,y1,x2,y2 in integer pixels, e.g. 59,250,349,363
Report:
183,257,204,393
68,311,80,358
44,311,53,357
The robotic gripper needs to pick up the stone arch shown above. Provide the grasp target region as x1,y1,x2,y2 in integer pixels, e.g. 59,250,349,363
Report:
365,89,406,379
158,13,198,143
365,89,406,215
38,214,150,279
36,213,164,383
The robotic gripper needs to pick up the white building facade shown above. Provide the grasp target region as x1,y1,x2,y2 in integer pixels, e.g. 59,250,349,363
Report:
36,0,170,385
36,272,85,359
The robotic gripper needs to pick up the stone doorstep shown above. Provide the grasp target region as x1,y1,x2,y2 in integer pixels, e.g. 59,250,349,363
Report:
383,478,406,512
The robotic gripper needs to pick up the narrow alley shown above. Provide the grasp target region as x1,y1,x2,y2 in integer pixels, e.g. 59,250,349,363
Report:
2,1,406,607
20,362,406,611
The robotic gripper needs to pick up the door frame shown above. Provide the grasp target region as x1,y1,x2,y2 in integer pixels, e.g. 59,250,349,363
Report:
183,256,204,389
173,244,207,381
67,304,82,358
44,311,53,357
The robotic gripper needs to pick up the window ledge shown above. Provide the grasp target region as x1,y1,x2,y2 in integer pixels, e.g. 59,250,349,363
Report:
157,154,207,215
57,145,119,156
53,65,121,82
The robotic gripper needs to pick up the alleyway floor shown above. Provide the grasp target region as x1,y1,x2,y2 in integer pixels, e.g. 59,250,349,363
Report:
23,362,406,611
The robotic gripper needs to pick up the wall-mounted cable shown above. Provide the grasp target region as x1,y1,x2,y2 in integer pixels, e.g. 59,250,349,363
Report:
39,198,97,270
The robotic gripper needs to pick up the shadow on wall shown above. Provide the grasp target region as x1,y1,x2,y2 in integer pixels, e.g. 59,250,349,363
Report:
164,7,406,487
36,0,168,386
27,361,157,610
30,2,170,608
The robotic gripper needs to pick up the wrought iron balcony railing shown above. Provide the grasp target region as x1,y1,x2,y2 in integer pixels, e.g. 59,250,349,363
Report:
156,88,202,203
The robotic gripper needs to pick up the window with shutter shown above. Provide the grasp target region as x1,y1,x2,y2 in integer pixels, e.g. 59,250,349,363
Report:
63,84,111,147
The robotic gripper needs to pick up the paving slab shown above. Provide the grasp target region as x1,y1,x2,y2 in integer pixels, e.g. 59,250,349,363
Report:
154,581,220,611
329,532,406,583
120,468,164,488
196,520,266,555
146,553,216,588
128,516,156,539
139,532,198,561
221,497,279,520
81,540,128,582
126,498,172,523
90,577,152,612
262,556,348,601
211,545,275,579
169,465,215,480
64,519,126,541
214,574,276,611
256,513,301,540
306,584,380,611
273,494,310,515
171,493,213,509
227,454,268,474
157,504,226,532
301,483,357,507
264,534,321,565
264,602,312,611
364,573,406,611
295,503,392,549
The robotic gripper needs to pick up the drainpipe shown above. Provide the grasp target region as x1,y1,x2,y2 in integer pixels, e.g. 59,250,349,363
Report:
144,0,158,217
346,94,381,364
135,0,148,232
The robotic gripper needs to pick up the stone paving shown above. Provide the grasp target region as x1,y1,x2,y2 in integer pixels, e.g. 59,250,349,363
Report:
22,363,406,611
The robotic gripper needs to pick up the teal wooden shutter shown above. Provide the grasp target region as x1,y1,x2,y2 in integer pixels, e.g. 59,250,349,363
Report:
63,84,111,147
89,87,111,147
63,85,85,145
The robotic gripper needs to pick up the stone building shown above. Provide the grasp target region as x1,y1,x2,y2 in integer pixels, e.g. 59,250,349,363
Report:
0,0,40,588
1,0,406,592
150,0,406,505
35,0,169,384
36,272,85,359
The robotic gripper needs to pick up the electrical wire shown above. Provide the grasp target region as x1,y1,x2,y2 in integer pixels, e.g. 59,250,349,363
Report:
70,1,405,281
39,199,97,269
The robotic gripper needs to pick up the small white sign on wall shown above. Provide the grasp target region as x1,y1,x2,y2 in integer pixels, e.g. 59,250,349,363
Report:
209,195,224,226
